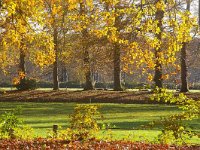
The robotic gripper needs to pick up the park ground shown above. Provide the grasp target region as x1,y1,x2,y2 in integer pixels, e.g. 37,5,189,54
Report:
0,88,200,145
1,88,200,103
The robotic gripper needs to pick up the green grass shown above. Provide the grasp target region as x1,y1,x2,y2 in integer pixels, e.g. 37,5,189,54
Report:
0,102,199,144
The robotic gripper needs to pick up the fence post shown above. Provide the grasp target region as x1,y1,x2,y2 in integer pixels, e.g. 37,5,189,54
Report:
53,124,58,138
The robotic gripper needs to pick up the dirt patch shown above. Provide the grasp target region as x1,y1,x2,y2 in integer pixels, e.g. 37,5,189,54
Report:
0,90,199,104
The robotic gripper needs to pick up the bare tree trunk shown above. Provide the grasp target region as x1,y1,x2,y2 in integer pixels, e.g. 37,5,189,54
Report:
113,43,123,91
83,49,94,90
154,53,163,88
153,0,164,88
180,0,190,92
180,43,189,92
113,5,123,91
19,49,26,86
53,28,59,90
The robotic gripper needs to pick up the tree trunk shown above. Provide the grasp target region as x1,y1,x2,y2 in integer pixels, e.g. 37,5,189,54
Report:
153,0,164,88
113,44,123,91
19,49,26,85
53,29,59,90
113,4,123,91
80,2,94,90
180,0,190,92
154,54,163,88
180,43,189,92
83,49,94,90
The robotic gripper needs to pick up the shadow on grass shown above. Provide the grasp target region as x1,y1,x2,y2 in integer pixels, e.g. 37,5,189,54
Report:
0,102,199,134
100,104,179,114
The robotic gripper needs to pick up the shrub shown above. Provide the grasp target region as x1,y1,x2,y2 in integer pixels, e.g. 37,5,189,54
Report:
0,107,33,140
37,81,53,88
150,87,200,145
47,105,103,141
36,81,83,88
95,82,107,89
14,125,34,139
61,81,83,88
0,112,22,139
15,78,37,91
69,104,103,140
156,115,193,145
0,82,12,87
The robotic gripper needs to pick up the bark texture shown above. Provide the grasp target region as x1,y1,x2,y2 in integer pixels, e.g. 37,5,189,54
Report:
113,44,123,91
153,0,164,88
113,5,123,91
180,43,189,92
80,2,94,90
53,28,59,90
180,0,190,92
19,49,26,85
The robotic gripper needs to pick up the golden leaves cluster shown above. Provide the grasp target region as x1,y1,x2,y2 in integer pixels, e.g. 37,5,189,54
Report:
122,0,196,81
0,0,197,83
0,0,55,70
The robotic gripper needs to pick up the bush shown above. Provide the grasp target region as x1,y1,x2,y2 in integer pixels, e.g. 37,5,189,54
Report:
0,107,33,140
163,83,177,89
0,82,12,87
95,82,107,88
37,81,53,88
94,82,113,89
47,105,103,141
189,83,200,90
36,81,83,88
0,112,22,138
150,87,200,145
69,104,103,140
15,78,37,91
62,81,83,88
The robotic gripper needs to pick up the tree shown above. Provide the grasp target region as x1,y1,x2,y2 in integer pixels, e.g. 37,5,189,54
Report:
0,0,55,88
180,0,194,92
94,0,132,91
67,0,102,90
43,0,65,90
122,0,195,89
79,2,94,90
150,0,165,88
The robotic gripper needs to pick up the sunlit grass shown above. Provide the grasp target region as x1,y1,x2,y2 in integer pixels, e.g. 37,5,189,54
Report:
0,102,199,144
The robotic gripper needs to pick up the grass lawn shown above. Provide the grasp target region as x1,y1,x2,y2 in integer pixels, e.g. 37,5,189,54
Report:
0,102,199,144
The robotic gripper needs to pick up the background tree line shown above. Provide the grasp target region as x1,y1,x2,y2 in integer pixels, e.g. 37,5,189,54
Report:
0,0,199,92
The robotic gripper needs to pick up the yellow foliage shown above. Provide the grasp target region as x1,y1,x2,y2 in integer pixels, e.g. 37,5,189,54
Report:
18,71,26,79
12,71,25,85
0,0,197,84
121,0,195,82
12,77,20,85
148,74,153,81
155,0,165,11
0,0,57,71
